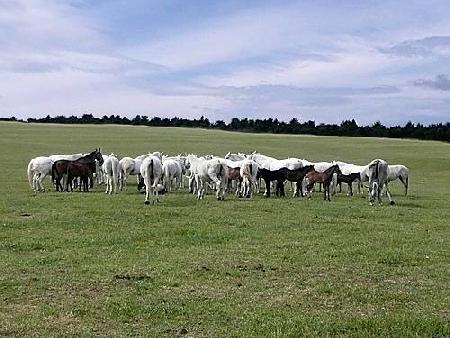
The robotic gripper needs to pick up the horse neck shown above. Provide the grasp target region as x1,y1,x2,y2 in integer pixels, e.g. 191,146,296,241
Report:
303,166,314,174
77,153,96,164
324,166,335,175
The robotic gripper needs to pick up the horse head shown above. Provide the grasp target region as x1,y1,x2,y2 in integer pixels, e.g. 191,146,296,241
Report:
333,164,342,176
305,164,315,174
94,148,104,166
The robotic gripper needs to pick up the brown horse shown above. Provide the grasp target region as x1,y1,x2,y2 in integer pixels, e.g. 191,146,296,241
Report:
226,166,243,196
66,162,94,192
305,164,341,201
52,149,103,191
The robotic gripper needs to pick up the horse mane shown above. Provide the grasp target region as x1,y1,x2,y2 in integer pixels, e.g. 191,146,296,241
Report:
324,164,338,174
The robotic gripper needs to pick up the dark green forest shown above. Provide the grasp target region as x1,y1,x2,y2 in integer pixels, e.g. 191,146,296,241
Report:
2,114,449,142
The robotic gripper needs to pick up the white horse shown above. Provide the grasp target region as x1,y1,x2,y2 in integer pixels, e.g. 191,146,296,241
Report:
102,154,119,194
224,152,247,161
119,154,149,190
140,155,163,205
367,159,394,205
239,159,259,198
49,153,85,162
387,164,409,196
162,158,183,192
187,156,228,200
162,155,188,189
27,156,53,191
186,154,206,194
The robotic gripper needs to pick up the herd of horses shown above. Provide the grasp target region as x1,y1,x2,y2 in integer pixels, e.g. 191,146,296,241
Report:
27,149,409,205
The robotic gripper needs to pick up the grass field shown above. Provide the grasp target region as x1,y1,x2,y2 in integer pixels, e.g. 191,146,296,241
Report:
0,121,449,337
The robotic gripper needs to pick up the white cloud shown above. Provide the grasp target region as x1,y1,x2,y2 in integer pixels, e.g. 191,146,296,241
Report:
126,4,321,70
1,0,450,125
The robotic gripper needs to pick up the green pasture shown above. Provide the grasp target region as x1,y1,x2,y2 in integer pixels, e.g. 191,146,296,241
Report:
0,122,449,337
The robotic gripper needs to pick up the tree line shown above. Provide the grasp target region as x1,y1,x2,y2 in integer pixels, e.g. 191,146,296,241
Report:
1,114,449,142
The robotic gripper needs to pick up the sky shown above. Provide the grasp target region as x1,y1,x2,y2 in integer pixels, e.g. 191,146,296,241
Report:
1,0,449,125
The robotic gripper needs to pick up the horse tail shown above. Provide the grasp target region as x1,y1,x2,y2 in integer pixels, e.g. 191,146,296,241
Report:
375,160,379,179
51,162,57,184
27,159,34,188
112,158,119,192
405,175,409,196
218,161,224,179
149,158,154,185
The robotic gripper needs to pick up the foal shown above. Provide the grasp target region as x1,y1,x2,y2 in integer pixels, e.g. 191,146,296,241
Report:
305,165,341,201
66,162,93,192
337,172,361,196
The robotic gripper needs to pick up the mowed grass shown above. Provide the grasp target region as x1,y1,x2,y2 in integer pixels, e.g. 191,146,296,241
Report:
0,122,449,337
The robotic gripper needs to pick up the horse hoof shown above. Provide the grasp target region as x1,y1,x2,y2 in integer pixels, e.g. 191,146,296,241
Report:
144,200,150,205
246,195,251,198
390,201,395,205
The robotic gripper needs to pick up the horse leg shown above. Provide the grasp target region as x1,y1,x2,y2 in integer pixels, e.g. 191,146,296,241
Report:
144,184,150,205
65,175,70,192
384,183,395,205
55,173,63,192
32,173,38,191
38,173,46,192
217,180,225,200
106,176,111,194
292,181,298,197
34,173,41,191
153,184,158,204
243,177,250,198
197,179,203,199
279,180,286,197
301,179,306,197
398,176,408,196
264,179,271,198
306,182,313,199
348,183,353,197
212,178,221,200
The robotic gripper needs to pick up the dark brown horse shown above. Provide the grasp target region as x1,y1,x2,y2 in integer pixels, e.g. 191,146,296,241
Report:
66,162,94,192
257,165,315,197
277,165,315,197
52,149,103,191
305,164,341,201
337,172,361,196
